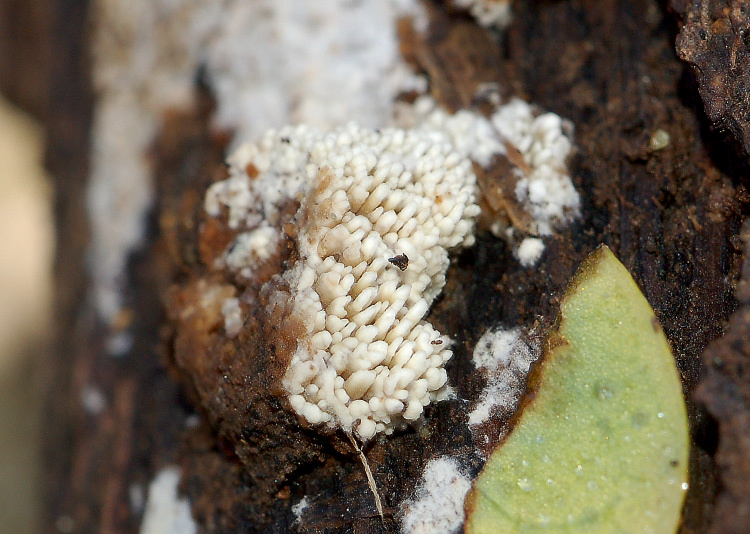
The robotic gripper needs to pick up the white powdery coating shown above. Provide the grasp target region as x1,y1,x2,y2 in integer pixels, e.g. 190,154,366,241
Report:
398,95,578,237
472,327,521,370
492,98,580,236
468,327,539,426
204,1,428,145
139,467,197,534
89,0,205,322
223,225,279,277
452,0,513,30
205,123,320,233
221,297,243,338
396,96,506,167
80,386,107,415
401,457,472,534
210,122,481,440
515,236,545,267
89,0,424,322
292,496,310,522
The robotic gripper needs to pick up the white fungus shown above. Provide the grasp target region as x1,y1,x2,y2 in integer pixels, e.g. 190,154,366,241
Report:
292,496,310,522
139,467,197,534
221,297,243,338
203,1,428,146
223,225,279,273
468,327,539,426
89,0,426,322
515,236,545,267
399,96,506,167
80,386,107,416
400,457,472,534
207,93,581,439
451,0,513,30
397,95,578,242
207,122,481,440
492,98,579,236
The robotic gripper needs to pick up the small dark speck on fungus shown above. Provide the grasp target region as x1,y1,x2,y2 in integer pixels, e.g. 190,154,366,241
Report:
388,253,409,271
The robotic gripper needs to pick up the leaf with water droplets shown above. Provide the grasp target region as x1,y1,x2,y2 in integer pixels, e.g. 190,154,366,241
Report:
465,245,689,533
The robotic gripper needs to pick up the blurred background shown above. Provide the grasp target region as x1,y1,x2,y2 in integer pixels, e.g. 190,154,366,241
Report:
0,95,54,533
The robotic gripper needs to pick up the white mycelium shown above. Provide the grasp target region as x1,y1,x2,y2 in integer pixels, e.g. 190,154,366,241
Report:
401,456,472,534
452,0,513,30
139,467,197,534
397,95,579,240
492,98,579,236
206,122,480,439
89,0,425,322
468,327,539,427
515,236,545,267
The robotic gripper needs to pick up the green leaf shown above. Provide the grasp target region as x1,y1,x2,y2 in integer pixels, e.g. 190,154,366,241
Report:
465,245,689,533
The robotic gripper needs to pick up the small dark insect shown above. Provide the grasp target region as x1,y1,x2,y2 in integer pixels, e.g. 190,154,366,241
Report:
388,253,409,271
431,339,443,345
281,137,291,143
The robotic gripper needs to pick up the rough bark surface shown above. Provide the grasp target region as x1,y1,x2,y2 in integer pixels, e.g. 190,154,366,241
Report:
671,0,750,157
2,0,749,533
696,220,750,534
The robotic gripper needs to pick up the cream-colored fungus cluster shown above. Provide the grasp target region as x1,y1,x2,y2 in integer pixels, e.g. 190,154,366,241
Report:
398,95,579,244
206,123,480,440
451,0,513,30
492,98,579,236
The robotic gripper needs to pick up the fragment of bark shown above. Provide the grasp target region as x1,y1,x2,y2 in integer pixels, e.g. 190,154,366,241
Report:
696,220,750,534
671,0,750,157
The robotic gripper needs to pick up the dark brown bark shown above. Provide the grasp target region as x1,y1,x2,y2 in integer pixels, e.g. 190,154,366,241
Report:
2,0,749,533
671,0,750,158
696,220,750,534
0,0,52,120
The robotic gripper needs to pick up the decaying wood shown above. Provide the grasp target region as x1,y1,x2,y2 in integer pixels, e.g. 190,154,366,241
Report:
672,0,750,157
2,0,750,532
696,221,750,534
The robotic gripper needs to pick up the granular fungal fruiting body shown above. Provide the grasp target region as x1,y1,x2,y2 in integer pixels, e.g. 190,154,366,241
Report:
206,122,481,439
